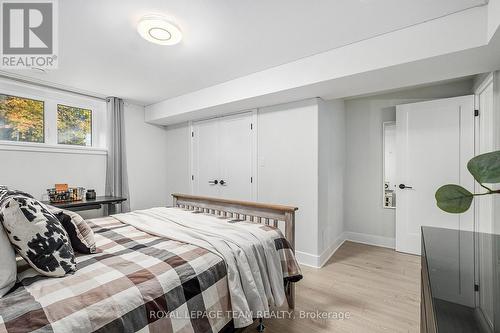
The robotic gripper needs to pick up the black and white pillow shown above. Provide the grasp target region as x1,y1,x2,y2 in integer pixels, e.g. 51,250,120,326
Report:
0,185,16,297
47,207,96,254
0,195,76,277
0,185,8,199
0,188,34,204
0,186,16,203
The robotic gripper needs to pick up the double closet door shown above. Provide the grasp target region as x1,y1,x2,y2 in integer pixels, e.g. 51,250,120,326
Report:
191,112,256,201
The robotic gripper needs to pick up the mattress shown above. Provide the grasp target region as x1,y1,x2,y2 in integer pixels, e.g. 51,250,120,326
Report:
0,211,301,333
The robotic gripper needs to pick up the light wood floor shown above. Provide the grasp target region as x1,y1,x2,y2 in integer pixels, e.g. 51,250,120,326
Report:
242,241,421,333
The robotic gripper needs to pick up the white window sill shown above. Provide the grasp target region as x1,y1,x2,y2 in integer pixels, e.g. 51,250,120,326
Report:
0,141,107,155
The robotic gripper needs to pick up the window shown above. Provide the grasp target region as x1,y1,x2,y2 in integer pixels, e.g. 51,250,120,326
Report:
57,104,92,146
0,80,105,152
0,94,44,143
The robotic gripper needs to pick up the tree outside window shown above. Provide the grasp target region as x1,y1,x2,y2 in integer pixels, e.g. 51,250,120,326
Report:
0,94,44,143
57,104,92,146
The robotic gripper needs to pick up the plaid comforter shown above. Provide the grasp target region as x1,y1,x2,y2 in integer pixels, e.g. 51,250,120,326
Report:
0,214,302,333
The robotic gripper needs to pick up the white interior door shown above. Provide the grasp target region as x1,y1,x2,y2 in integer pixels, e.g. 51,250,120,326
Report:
396,95,476,307
475,77,495,326
191,112,256,201
192,118,220,197
396,95,475,255
476,79,495,234
218,113,255,201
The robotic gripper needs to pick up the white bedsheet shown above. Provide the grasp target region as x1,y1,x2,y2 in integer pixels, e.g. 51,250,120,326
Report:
112,207,286,328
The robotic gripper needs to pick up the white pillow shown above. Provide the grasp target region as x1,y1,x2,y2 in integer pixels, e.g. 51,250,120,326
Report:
0,227,16,297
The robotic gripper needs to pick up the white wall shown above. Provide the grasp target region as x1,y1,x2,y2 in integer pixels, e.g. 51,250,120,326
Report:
344,80,474,245
318,99,346,265
488,0,500,40
0,149,106,218
124,103,170,210
257,99,319,262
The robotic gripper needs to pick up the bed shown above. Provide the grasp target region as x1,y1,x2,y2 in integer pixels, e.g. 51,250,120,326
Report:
0,194,302,333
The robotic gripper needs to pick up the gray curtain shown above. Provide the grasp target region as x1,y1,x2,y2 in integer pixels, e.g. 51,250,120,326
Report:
105,97,131,213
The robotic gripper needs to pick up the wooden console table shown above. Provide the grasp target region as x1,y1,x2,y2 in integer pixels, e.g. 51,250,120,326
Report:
42,196,127,215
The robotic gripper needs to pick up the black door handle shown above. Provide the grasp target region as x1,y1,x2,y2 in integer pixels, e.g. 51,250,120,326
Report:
208,180,218,185
399,184,413,190
219,180,226,186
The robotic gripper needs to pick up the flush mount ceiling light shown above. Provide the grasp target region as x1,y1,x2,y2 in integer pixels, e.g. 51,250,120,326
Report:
137,15,182,45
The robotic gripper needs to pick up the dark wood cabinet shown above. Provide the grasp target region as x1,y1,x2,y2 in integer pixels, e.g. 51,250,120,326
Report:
421,227,493,333
421,236,437,333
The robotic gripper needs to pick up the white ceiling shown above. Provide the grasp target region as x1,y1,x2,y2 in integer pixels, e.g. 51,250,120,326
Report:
5,0,487,105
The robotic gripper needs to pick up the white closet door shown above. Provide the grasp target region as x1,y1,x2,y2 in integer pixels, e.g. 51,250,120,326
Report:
218,112,255,201
191,112,255,201
192,118,221,197
396,95,475,254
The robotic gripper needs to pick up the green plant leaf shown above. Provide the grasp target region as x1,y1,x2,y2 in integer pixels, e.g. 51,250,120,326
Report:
435,184,473,214
467,150,500,184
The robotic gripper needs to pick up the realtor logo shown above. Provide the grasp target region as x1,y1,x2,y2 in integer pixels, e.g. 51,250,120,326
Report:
1,0,58,68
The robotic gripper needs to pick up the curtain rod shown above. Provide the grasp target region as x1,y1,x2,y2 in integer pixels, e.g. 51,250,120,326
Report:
0,72,107,101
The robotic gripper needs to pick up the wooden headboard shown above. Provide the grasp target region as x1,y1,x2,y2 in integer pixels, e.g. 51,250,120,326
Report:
171,193,298,308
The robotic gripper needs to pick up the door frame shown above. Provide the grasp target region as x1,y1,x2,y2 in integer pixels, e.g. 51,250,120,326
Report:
189,110,258,201
474,73,494,232
382,121,396,209
473,73,494,319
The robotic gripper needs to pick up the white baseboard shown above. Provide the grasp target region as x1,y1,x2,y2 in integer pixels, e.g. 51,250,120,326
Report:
343,231,395,249
294,251,321,268
295,232,395,268
296,234,345,268
318,234,345,267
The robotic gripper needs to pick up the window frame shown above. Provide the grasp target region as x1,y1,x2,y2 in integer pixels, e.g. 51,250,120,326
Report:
56,103,93,147
0,78,107,155
0,93,46,144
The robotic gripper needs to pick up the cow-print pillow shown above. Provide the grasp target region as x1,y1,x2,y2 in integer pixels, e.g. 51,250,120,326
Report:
48,207,96,254
0,188,34,205
0,195,76,277
0,186,8,199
